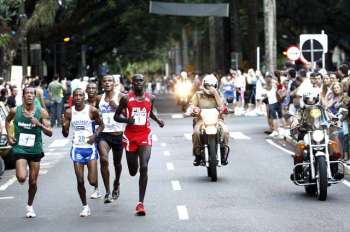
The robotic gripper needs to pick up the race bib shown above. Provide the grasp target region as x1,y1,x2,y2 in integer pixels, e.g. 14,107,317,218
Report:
73,131,90,145
18,133,36,147
133,112,147,126
102,113,115,129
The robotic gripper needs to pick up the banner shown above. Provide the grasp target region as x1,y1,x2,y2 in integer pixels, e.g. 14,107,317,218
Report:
149,1,229,17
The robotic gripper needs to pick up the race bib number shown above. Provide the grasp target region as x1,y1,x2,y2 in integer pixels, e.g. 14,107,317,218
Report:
133,112,147,126
18,133,36,147
102,113,114,128
73,131,90,145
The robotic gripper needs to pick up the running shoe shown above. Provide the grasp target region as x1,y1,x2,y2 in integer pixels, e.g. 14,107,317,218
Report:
26,205,36,218
90,188,102,199
135,202,146,216
104,193,113,204
112,187,120,201
80,205,91,217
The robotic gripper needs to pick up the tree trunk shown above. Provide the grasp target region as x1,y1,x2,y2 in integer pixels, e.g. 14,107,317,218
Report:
247,0,258,69
264,0,277,72
230,0,242,54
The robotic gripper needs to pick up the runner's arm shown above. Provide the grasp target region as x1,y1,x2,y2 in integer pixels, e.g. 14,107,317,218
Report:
150,96,164,128
92,107,104,135
5,108,16,144
62,108,71,137
114,95,134,124
39,109,53,137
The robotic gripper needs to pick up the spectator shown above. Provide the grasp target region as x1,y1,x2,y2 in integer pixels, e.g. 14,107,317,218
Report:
48,74,66,127
6,85,17,109
0,88,8,103
262,74,282,138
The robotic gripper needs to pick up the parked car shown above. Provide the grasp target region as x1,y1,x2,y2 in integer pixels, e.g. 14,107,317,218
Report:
0,102,14,176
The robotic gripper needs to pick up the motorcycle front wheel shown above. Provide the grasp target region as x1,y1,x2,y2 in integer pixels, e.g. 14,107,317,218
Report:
316,156,328,201
208,136,217,182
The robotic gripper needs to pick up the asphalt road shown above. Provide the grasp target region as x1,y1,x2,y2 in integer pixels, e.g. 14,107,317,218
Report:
1,93,350,232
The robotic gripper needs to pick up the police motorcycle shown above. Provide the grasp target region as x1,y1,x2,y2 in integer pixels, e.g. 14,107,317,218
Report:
175,79,193,112
175,71,193,112
185,75,230,182
188,107,229,182
290,92,345,201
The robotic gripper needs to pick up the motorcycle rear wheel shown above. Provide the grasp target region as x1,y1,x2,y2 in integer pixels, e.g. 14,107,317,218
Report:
208,136,217,182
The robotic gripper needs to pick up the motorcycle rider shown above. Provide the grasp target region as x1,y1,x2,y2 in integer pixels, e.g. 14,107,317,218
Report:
186,74,229,166
290,89,344,180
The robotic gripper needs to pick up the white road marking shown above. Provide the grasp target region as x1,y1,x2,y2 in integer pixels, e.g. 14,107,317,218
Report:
184,133,192,141
40,162,55,168
163,151,170,156
172,114,184,119
153,134,159,142
230,132,250,140
171,180,182,191
343,180,350,188
166,162,175,170
0,196,14,200
49,139,69,148
39,170,48,175
0,176,17,191
266,139,294,155
161,142,167,147
177,205,189,220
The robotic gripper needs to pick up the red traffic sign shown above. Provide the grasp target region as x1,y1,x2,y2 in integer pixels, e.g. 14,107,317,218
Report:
286,46,301,61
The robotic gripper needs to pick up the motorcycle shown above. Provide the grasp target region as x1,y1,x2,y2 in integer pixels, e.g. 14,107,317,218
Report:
291,105,345,201
198,108,230,182
175,80,193,112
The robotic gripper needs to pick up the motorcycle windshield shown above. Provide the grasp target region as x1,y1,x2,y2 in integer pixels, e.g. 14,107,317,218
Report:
200,108,219,125
303,106,328,130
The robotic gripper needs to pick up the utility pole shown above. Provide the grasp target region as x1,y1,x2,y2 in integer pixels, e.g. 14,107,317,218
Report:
264,0,276,73
19,0,28,77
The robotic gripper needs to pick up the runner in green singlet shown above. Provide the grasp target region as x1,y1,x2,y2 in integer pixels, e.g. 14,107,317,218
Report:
5,86,52,218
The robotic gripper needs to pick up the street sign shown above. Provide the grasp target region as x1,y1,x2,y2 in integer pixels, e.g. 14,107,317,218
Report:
299,33,328,69
286,46,300,61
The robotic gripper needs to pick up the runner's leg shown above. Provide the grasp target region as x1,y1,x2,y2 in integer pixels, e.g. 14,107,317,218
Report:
126,150,139,176
112,147,123,192
138,146,151,203
74,163,87,205
98,140,111,193
87,160,98,189
16,159,28,183
28,161,40,206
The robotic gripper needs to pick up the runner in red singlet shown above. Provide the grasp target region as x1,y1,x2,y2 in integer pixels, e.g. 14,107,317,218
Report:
114,74,164,216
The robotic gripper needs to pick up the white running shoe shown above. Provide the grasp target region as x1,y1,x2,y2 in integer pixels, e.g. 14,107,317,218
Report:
90,188,102,199
26,205,36,218
80,205,91,217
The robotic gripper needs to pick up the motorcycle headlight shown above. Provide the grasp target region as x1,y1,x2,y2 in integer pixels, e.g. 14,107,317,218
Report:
310,108,321,119
312,130,324,143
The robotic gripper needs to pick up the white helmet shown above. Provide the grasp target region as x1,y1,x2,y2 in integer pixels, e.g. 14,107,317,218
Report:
302,88,320,107
202,74,218,89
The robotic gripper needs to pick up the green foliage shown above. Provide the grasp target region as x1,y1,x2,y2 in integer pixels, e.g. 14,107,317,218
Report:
27,0,57,31
0,0,21,23
0,33,11,47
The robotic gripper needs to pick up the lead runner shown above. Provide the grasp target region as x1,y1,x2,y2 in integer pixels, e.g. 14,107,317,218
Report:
114,74,164,216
